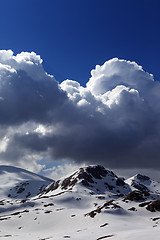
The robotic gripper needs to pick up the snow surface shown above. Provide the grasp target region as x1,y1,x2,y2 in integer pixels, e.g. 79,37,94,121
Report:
0,165,160,240
0,165,53,199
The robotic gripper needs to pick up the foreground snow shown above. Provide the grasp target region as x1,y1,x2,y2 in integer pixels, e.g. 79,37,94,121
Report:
0,165,160,240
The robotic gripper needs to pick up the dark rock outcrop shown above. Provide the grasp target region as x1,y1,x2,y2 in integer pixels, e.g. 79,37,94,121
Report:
85,200,121,218
136,174,150,181
116,178,125,186
146,200,160,212
124,190,150,201
86,165,109,179
131,182,149,192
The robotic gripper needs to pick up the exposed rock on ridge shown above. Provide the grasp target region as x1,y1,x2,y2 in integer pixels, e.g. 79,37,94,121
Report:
43,165,131,195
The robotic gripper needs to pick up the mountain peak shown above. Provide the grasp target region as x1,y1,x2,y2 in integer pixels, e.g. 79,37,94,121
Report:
0,165,53,199
84,165,116,179
125,173,160,193
43,165,131,195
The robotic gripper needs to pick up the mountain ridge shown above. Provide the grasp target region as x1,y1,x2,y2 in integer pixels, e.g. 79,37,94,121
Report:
0,164,160,240
0,165,53,199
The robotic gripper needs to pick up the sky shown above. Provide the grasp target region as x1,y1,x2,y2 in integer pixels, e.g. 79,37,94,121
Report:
1,0,160,84
0,0,160,180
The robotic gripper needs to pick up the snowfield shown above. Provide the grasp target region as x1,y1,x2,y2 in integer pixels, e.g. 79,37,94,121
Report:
0,165,160,240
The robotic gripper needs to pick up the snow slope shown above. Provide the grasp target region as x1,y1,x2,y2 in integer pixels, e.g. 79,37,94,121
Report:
0,165,53,199
126,173,160,194
0,165,160,240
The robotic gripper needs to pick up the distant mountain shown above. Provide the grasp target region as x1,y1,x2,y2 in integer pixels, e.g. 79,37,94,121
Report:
0,165,53,199
0,164,160,240
126,173,160,194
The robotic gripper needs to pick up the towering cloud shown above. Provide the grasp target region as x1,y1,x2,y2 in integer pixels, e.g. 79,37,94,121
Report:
0,51,160,172
0,50,67,125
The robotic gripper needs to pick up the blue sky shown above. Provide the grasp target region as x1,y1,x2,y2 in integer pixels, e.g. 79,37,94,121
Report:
0,0,160,85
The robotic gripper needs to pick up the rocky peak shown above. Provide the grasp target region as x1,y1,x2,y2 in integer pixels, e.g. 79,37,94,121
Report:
77,165,117,187
85,165,115,179
42,165,131,195
125,173,153,192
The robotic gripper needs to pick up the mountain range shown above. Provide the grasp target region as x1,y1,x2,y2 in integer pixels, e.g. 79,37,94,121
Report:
0,165,160,240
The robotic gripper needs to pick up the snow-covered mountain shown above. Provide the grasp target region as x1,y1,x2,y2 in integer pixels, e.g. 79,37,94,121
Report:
126,173,160,194
0,165,160,240
0,165,53,199
43,165,131,195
